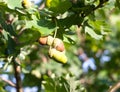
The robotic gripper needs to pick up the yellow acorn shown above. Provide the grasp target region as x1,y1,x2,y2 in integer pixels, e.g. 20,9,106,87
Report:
49,48,67,64
22,0,32,8
47,36,54,46
45,0,52,8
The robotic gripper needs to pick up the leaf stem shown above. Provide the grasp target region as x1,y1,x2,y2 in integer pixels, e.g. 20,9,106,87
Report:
49,18,58,50
53,18,58,39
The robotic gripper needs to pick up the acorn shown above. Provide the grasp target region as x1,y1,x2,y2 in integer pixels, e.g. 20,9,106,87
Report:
53,38,65,52
49,48,67,64
39,36,48,45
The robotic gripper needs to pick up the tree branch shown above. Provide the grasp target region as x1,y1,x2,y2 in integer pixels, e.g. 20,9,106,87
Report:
0,76,16,87
13,58,23,92
84,0,109,17
39,2,45,10
108,81,120,92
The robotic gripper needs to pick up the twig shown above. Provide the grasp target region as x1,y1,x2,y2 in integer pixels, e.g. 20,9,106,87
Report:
39,2,45,10
0,76,16,87
79,78,92,85
53,18,58,39
13,58,23,92
108,81,120,92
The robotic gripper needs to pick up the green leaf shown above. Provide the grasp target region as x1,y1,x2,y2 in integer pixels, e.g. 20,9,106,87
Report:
18,29,40,45
7,24,17,36
85,26,103,40
88,20,110,32
7,35,16,54
2,30,8,40
0,87,7,92
48,0,72,14
43,75,86,92
0,13,8,31
43,76,56,92
25,19,56,36
23,73,42,87
63,35,76,45
0,0,4,2
58,15,84,28
115,0,120,10
6,0,22,9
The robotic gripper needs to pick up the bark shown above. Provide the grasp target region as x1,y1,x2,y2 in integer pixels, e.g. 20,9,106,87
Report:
13,58,23,92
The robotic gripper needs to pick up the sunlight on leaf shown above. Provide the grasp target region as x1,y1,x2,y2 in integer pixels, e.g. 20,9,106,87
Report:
25,19,56,36
6,0,22,9
85,26,103,40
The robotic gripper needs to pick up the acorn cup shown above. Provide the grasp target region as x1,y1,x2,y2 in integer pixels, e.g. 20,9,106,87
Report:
38,36,54,45
49,48,67,64
46,36,54,46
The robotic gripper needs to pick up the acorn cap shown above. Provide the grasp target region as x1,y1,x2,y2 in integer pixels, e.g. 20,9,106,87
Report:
47,36,54,46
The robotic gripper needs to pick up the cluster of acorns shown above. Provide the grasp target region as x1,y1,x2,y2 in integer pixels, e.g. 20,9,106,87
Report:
39,36,67,64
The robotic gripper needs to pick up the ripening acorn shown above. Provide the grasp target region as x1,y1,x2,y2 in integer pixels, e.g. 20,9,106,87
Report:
49,48,67,64
53,38,65,52
47,36,54,46
39,36,47,45
22,0,32,8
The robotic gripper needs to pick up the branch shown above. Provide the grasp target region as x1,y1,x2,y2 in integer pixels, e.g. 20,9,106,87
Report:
0,76,16,87
39,2,45,10
108,81,120,92
84,0,109,17
13,58,23,92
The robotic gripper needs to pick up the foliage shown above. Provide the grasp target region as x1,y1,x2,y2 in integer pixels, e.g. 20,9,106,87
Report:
0,0,120,92
43,75,86,92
